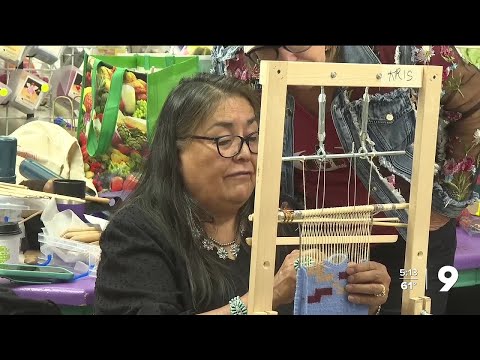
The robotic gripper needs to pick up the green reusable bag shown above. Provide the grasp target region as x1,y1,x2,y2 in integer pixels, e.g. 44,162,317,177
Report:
457,46,480,70
76,53,199,193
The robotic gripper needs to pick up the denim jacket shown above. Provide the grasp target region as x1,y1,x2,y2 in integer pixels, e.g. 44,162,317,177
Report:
212,46,480,240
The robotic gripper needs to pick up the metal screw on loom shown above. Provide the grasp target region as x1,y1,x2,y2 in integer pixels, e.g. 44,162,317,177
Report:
330,72,337,78
376,73,382,80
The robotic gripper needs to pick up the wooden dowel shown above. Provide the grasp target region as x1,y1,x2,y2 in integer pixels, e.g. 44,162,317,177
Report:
18,210,43,224
0,190,34,199
85,195,111,205
0,188,85,203
265,217,403,224
248,203,409,222
0,183,109,205
0,182,28,189
371,221,408,228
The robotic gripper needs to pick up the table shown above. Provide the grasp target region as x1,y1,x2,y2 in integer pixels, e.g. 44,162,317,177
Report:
454,227,480,288
0,276,95,314
1,227,477,313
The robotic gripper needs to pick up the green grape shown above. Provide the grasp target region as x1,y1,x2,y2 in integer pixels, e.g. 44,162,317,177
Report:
133,99,147,119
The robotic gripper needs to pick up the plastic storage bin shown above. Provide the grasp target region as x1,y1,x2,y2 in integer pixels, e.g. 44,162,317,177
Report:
7,70,48,114
0,46,30,67
27,46,63,65
50,65,82,105
38,232,101,276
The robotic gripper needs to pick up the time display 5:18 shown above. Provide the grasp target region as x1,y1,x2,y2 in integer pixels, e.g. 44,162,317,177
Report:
400,269,418,277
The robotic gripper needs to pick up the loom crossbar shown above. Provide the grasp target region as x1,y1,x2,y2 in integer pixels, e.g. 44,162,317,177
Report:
246,235,398,246
248,203,409,222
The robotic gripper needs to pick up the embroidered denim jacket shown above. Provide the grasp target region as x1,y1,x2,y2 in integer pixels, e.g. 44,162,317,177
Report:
211,46,480,240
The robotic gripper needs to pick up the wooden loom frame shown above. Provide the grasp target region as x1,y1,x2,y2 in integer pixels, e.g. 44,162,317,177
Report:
247,61,442,315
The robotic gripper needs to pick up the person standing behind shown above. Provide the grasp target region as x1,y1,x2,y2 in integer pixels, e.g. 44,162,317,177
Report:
211,45,480,314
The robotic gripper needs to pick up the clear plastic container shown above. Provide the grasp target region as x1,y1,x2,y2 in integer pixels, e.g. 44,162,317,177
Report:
0,197,30,240
0,201,28,222
0,222,22,264
0,197,49,214
38,232,101,277
459,211,480,237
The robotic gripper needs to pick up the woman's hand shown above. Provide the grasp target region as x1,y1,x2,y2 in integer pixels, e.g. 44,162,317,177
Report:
272,249,299,309
345,261,391,314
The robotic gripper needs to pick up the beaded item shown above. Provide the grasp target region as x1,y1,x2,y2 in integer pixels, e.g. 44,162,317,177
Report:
202,236,240,260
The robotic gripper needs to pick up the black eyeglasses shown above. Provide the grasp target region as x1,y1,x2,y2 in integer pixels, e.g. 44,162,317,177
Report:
189,131,259,158
245,46,311,64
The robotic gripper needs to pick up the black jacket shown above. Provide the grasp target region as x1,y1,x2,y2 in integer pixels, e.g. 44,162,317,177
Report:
94,199,297,315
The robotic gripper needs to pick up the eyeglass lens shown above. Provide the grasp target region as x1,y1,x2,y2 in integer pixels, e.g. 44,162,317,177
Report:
217,134,258,157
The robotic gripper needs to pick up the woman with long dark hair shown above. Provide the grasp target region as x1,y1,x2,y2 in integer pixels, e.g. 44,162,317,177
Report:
94,73,391,315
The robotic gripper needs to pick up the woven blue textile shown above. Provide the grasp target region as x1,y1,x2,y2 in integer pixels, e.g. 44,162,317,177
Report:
293,258,369,315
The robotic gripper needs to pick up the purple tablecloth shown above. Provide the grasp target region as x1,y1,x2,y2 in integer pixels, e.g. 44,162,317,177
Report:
454,227,480,271
0,227,476,306
0,276,95,306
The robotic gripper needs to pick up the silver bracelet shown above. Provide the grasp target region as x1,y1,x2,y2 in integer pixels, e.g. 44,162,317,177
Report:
375,305,382,315
229,296,247,315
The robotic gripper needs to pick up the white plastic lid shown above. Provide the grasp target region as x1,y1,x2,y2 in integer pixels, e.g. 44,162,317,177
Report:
0,197,29,210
